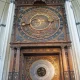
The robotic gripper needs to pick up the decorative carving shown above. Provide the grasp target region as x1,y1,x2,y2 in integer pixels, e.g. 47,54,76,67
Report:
30,60,55,80
9,0,73,80
8,72,19,80
37,67,46,77
8,72,13,80
64,71,70,80
70,71,75,80
13,72,19,80
16,0,65,5
21,48,61,54
15,6,66,42
22,55,60,80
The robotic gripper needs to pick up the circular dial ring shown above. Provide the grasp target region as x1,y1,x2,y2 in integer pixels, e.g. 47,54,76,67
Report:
17,6,63,42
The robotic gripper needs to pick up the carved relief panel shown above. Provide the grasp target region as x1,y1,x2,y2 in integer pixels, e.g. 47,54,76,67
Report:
20,54,60,80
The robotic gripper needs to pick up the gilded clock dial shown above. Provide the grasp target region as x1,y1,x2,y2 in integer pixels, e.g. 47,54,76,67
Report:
30,14,50,30
17,6,64,42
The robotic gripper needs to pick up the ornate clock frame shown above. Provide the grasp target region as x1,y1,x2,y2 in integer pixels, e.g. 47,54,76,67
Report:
8,0,75,80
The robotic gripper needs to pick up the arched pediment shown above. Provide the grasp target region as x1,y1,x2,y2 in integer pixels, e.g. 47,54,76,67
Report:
33,0,47,5
15,0,65,5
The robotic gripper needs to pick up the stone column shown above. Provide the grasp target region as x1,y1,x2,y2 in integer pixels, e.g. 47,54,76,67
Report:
65,0,80,80
13,48,20,80
71,0,80,41
8,48,15,80
67,46,75,80
61,46,70,80
0,0,15,80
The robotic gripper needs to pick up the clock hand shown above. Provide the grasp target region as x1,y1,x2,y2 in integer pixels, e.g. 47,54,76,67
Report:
42,19,58,23
21,19,59,27
50,20,54,23
21,22,30,27
49,19,59,23
22,19,40,26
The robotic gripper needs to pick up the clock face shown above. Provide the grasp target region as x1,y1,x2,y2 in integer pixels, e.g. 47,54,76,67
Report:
17,6,64,42
30,14,50,30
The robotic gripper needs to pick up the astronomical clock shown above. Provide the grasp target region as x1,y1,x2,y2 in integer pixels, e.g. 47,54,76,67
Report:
8,1,75,80
15,6,69,42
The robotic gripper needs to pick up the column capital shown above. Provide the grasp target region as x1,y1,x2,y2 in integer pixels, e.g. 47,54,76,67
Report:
67,44,71,48
61,45,65,49
17,47,21,50
10,0,15,4
11,46,14,49
67,46,71,49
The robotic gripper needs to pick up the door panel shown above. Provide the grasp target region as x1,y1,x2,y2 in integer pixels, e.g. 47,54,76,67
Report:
20,54,60,80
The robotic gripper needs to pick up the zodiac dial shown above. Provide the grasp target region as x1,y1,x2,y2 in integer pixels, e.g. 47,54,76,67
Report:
17,6,63,42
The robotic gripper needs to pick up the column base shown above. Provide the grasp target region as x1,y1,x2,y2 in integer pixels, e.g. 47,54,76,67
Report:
64,71,70,80
8,72,13,80
13,72,19,80
8,72,19,80
70,71,75,80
